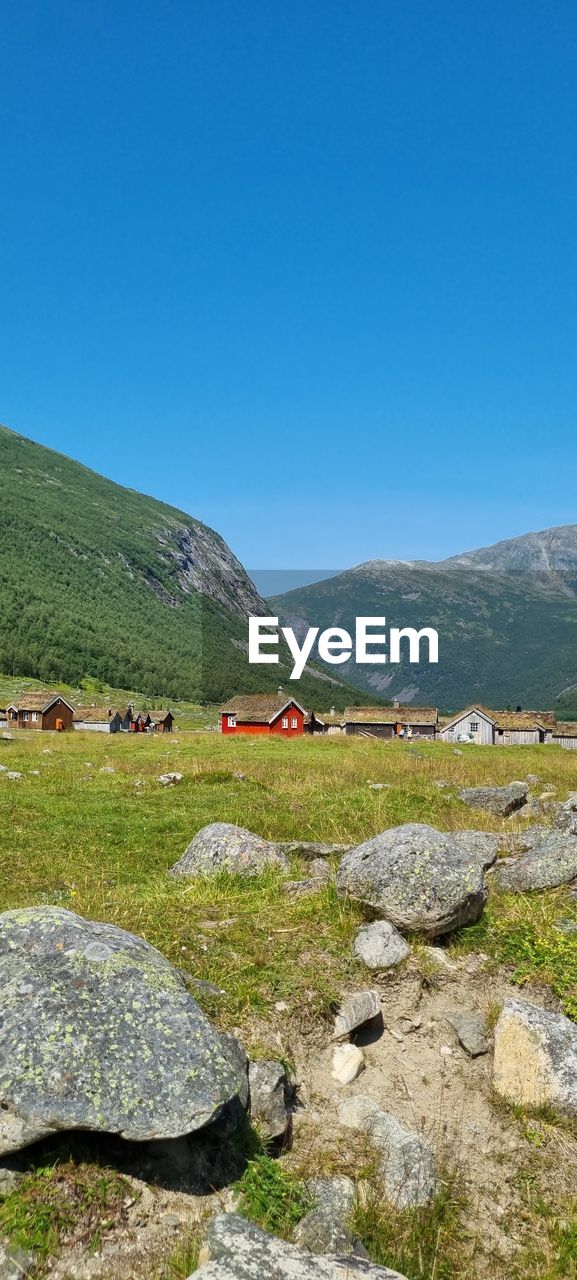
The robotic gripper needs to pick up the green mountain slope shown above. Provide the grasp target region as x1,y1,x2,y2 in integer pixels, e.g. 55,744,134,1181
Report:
271,543,577,711
0,425,358,707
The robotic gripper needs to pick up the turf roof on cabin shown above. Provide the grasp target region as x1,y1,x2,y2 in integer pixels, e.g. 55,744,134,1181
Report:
220,693,305,722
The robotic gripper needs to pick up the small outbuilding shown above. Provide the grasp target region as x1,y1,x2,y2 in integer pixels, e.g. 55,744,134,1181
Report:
149,710,174,733
74,707,123,733
220,693,306,736
342,705,438,739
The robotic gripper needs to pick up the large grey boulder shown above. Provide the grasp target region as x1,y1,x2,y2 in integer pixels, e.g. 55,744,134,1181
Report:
196,1213,408,1278
493,830,577,892
0,907,248,1154
451,831,499,870
493,998,577,1116
170,823,289,878
338,1096,436,1208
248,1060,290,1141
458,782,528,817
353,921,411,970
336,824,487,938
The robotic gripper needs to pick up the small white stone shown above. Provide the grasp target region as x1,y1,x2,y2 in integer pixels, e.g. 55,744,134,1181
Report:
331,1043,366,1085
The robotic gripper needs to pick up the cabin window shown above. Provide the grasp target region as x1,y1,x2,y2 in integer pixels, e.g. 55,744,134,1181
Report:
228,715,236,727
31,712,38,722
470,721,479,733
22,711,29,722
281,717,289,728
291,717,298,728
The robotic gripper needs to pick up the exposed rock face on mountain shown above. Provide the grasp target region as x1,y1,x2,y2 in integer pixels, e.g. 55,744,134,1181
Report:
0,424,354,705
0,906,248,1153
271,523,577,708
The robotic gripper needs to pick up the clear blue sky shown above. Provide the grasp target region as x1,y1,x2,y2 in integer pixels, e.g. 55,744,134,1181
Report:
2,1,577,570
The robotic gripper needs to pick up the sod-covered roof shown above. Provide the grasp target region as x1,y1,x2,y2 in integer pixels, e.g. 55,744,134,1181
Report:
220,693,306,723
343,706,438,725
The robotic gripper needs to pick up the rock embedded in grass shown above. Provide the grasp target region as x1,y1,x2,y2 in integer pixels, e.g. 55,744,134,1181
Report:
198,1212,409,1278
451,830,499,870
0,906,248,1154
157,771,183,786
493,829,577,891
353,921,411,970
169,822,289,877
336,823,487,938
555,792,577,835
338,1095,436,1208
248,1060,290,1141
458,781,529,817
493,998,577,1116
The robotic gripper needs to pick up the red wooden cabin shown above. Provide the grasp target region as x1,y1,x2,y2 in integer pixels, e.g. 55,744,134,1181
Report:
220,693,306,737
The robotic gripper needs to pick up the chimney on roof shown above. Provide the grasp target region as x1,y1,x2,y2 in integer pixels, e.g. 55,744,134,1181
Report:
393,698,400,708
516,705,522,713
278,686,283,695
330,705,336,716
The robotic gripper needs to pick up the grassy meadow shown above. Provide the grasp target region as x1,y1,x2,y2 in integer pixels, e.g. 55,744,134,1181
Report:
2,727,577,1279
1,727,577,1026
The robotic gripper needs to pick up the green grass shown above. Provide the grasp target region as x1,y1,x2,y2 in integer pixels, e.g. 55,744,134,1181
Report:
235,1155,314,1238
2,729,577,1277
0,1153,131,1266
352,1177,468,1280
1,729,577,1030
455,890,577,1021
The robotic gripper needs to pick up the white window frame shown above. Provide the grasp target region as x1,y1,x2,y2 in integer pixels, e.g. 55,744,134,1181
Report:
227,715,236,727
22,711,29,722
470,721,479,733
281,717,289,729
31,712,39,722
291,716,298,728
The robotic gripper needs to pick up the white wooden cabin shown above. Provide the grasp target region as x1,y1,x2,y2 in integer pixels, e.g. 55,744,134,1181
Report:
439,706,554,746
439,707,495,744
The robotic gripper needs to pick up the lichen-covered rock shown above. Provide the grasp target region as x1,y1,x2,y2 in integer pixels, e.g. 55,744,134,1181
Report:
0,907,248,1154
451,831,499,870
169,823,289,878
555,793,577,835
157,772,183,786
493,829,577,892
493,998,577,1116
458,782,528,817
276,841,351,859
198,1213,409,1278
338,1096,436,1208
294,1207,366,1258
248,1060,289,1140
353,921,411,970
336,824,487,938
333,990,381,1039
